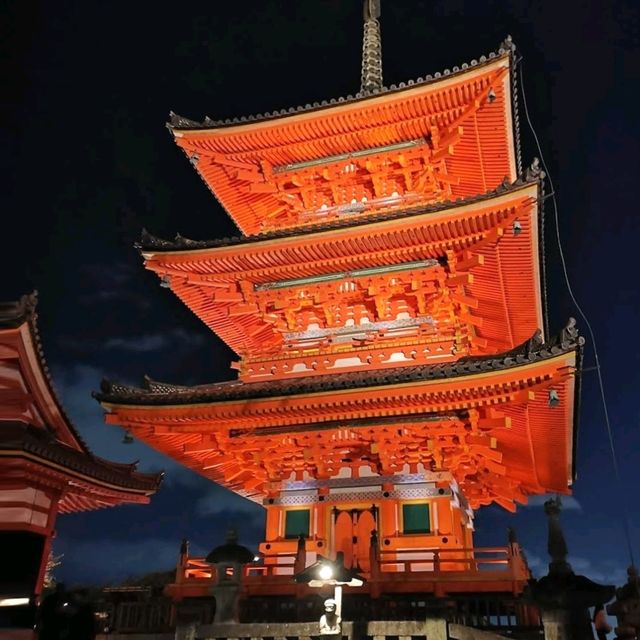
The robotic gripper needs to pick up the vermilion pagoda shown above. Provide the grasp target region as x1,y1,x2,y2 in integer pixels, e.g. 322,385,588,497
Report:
96,18,582,621
0,294,161,636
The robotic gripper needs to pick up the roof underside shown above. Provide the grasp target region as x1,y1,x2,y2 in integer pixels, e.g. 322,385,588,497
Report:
98,324,582,511
141,179,545,369
169,48,519,235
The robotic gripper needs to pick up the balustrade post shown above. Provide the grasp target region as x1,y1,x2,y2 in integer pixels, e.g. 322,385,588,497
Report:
176,538,189,584
370,529,381,599
294,534,307,574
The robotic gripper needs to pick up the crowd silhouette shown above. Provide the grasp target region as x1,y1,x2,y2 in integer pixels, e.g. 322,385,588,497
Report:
38,584,97,640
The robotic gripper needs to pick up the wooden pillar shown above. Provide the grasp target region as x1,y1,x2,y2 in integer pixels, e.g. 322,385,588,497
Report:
369,529,381,599
294,534,307,574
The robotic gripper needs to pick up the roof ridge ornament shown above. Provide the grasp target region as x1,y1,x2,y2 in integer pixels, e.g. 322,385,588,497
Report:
361,0,383,95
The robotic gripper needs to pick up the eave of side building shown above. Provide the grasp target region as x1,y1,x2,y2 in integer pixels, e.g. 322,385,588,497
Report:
0,294,163,514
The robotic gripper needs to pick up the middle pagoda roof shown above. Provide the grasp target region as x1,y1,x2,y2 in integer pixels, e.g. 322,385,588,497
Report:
141,176,545,379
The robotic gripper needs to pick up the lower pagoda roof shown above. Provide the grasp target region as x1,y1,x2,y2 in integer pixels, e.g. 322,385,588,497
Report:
0,294,162,513
96,322,582,511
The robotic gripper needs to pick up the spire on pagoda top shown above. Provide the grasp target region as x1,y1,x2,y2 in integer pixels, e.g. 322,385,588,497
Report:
361,0,383,95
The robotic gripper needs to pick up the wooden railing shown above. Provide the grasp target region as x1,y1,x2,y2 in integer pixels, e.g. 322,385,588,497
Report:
178,543,528,584
378,545,525,575
181,551,300,582
183,557,213,579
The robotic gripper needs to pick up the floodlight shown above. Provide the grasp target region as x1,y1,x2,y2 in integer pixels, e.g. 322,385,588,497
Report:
318,564,334,580
0,598,30,607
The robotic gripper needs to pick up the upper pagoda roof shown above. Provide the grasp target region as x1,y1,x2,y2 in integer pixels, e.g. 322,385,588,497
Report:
169,38,517,131
168,38,521,235
0,294,162,511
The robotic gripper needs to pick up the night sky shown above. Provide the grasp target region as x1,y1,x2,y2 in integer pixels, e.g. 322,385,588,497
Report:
2,0,639,588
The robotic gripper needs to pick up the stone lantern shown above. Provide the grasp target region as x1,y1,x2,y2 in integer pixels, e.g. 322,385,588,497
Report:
205,529,254,624
529,497,615,640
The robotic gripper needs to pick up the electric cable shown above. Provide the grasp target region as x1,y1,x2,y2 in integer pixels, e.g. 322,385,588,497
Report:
518,59,636,568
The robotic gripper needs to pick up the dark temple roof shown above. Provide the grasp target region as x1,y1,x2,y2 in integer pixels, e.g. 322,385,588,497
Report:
0,421,162,493
95,319,582,407
0,293,39,329
206,530,254,564
138,169,543,253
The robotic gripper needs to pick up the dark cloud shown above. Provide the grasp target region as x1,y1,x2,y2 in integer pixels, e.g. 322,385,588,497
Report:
103,328,206,353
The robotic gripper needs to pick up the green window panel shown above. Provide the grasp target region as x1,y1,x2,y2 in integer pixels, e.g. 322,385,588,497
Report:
402,503,430,534
284,509,310,539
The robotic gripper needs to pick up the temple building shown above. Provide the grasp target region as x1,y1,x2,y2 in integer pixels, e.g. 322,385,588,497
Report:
95,7,588,638
0,294,162,637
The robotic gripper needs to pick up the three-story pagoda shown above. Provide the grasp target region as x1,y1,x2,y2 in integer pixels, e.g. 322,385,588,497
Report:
96,5,582,614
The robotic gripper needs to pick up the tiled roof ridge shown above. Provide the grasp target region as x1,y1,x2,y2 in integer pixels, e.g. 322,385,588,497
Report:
166,36,516,131
138,163,542,253
95,317,582,406
0,421,163,492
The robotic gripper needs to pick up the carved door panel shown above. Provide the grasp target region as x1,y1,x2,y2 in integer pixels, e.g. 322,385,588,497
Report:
333,508,378,570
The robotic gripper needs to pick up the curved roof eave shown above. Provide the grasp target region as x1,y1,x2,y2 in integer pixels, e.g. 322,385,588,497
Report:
167,37,516,134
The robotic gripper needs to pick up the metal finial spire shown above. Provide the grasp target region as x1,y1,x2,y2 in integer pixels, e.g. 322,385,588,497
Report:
361,0,383,95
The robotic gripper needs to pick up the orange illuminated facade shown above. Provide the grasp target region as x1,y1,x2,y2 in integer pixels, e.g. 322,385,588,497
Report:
97,35,581,604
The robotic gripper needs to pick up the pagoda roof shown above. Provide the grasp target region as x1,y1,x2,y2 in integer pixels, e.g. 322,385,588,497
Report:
168,39,521,235
138,174,547,363
95,322,582,509
0,294,162,512
96,321,580,406
139,172,539,254
169,37,518,139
